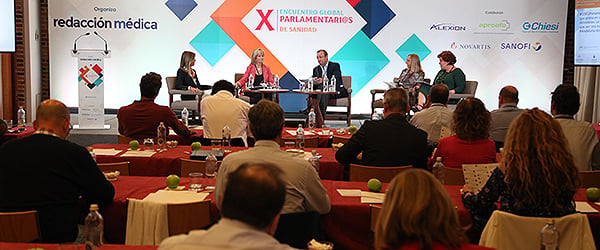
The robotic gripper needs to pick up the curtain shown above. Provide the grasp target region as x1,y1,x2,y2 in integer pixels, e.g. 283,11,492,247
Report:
574,66,600,123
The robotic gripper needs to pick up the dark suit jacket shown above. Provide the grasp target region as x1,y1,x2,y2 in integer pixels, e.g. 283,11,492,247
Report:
0,134,115,243
335,113,428,168
312,61,348,98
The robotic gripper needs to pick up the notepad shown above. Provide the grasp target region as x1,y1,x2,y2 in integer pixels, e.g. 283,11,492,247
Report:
337,189,361,197
120,150,156,157
462,163,499,194
93,148,123,156
143,190,209,204
360,191,385,204
576,201,599,213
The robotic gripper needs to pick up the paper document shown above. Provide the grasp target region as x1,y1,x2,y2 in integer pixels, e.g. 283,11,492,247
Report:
286,130,315,136
361,191,385,204
143,190,209,204
462,163,499,194
576,201,599,213
383,81,396,89
337,189,362,197
93,148,123,156
120,150,156,157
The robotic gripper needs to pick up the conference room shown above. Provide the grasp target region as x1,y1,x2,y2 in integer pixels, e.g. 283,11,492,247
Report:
2,0,600,249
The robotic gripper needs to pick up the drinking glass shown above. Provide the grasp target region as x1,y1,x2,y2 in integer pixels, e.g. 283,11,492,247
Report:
189,172,204,191
284,141,295,150
143,138,154,151
4,120,12,129
322,125,330,136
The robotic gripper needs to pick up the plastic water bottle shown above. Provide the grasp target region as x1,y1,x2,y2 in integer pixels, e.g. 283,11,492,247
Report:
308,109,316,129
181,107,189,127
222,124,231,149
323,75,329,91
308,78,313,91
88,147,96,163
330,75,337,92
540,219,559,250
156,122,167,151
296,124,305,149
274,74,279,88
17,106,25,127
432,157,446,184
84,204,104,250
205,153,218,190
309,150,320,172
248,74,254,89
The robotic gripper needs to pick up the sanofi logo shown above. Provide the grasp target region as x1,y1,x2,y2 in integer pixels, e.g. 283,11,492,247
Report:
522,21,559,33
500,41,542,52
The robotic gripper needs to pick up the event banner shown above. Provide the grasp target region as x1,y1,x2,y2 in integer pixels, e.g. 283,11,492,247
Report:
49,0,568,113
77,51,106,129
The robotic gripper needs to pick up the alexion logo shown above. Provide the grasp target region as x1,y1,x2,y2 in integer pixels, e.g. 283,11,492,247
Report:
522,21,559,33
430,23,466,31
255,9,275,31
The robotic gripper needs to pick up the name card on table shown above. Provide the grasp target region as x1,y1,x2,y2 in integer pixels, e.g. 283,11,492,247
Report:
576,201,599,213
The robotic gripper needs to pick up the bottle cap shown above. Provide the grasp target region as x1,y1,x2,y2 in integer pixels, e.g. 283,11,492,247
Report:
88,147,94,152
90,204,99,211
312,150,317,154
436,157,442,161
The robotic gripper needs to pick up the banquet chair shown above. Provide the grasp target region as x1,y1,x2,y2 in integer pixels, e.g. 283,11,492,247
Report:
0,210,41,242
479,210,595,250
369,205,382,249
98,161,130,176
180,158,207,177
349,164,412,183
448,80,478,110
325,76,352,126
279,136,319,148
579,170,600,188
166,76,203,119
274,211,322,249
167,200,212,236
442,166,465,185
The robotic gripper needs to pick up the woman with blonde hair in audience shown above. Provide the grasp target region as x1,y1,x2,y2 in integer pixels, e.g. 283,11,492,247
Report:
462,108,579,236
375,169,493,250
432,97,496,169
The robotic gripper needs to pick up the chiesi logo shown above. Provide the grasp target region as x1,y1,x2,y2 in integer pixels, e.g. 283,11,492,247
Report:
522,21,559,33
450,42,492,50
500,41,542,51
255,8,353,33
430,23,467,31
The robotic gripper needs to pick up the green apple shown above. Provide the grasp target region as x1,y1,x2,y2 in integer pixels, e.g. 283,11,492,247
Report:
367,178,382,193
166,175,180,189
586,187,600,202
191,142,202,151
129,140,139,150
348,125,358,134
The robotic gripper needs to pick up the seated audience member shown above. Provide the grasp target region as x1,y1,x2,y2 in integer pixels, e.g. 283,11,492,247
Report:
118,72,192,140
375,169,493,250
0,99,115,243
462,108,579,236
215,100,330,215
551,84,600,171
159,163,295,250
0,119,7,135
433,97,496,169
410,84,453,143
200,80,251,146
489,85,523,151
336,88,428,168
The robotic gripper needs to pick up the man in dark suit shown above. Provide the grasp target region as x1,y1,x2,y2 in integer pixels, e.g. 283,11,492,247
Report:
307,50,348,124
336,88,428,168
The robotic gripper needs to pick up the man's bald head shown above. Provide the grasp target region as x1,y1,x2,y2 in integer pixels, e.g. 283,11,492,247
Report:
34,99,71,139
37,99,70,124
499,85,518,106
